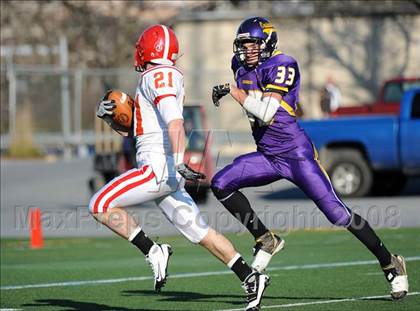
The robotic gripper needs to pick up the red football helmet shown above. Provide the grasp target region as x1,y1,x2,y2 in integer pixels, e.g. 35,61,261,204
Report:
134,25,179,72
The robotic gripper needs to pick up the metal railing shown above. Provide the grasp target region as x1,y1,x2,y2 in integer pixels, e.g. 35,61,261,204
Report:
0,65,138,158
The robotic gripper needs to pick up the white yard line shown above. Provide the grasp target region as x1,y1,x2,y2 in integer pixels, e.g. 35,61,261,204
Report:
365,272,383,275
215,292,420,311
1,256,419,291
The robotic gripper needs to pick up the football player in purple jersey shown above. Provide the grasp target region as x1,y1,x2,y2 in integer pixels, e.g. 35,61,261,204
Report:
211,16,408,300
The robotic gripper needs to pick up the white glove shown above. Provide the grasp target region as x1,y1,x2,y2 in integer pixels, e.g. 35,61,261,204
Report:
96,100,115,118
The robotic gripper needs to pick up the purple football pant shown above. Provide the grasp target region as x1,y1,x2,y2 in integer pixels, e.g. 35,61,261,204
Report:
211,140,352,227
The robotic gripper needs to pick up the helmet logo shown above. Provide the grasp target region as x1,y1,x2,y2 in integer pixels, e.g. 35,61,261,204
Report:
155,42,163,52
259,22,275,35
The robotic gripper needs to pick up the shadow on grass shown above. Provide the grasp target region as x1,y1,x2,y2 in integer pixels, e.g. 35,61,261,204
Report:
22,299,177,311
122,289,248,305
21,294,392,311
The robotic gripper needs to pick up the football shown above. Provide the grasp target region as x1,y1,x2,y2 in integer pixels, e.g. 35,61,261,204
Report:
105,90,134,131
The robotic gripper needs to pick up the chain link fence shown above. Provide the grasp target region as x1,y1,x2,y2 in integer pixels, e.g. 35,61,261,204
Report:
0,66,139,157
0,66,252,159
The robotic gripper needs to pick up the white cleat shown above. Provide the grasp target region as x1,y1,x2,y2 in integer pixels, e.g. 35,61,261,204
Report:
242,271,270,311
145,243,172,292
252,231,285,272
382,254,409,300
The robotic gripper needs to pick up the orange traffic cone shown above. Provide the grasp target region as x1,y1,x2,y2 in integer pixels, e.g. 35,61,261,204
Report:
30,208,44,249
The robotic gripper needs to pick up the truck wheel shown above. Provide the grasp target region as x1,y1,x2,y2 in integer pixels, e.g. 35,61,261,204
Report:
327,149,372,197
371,172,407,196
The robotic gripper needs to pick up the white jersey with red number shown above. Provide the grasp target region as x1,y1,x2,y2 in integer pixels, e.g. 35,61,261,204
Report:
133,65,185,155
89,64,209,244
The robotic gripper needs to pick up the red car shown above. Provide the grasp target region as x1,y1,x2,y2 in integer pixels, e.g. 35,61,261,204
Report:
331,77,420,117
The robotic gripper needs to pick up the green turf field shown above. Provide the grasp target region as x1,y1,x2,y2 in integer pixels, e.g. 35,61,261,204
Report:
1,227,419,310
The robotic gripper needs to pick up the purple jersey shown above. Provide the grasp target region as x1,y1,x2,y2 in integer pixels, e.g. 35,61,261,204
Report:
233,52,306,156
211,50,353,231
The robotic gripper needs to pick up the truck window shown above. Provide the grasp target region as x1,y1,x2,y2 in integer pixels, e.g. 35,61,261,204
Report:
383,83,403,103
412,93,420,118
383,81,420,104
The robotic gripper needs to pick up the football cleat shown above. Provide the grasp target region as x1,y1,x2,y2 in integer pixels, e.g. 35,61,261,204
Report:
145,243,172,292
382,254,409,300
252,231,285,272
242,271,270,311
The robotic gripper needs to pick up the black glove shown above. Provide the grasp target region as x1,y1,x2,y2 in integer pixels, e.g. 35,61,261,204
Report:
212,83,230,107
176,163,206,180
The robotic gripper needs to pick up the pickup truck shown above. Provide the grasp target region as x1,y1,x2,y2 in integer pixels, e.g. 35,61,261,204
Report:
299,88,420,197
331,77,420,117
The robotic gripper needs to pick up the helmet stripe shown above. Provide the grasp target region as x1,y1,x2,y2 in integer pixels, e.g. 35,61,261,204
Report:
161,25,170,60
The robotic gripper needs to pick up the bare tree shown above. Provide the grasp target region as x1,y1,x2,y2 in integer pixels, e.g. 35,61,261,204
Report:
311,15,415,99
1,0,182,68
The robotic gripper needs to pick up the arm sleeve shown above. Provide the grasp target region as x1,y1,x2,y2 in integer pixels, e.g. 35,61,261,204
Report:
243,95,280,123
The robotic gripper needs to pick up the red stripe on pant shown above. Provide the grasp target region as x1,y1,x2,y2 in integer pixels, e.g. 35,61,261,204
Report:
102,170,156,213
93,166,150,214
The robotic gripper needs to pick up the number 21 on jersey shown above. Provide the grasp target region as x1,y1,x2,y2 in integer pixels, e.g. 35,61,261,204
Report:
275,66,295,86
154,71,173,89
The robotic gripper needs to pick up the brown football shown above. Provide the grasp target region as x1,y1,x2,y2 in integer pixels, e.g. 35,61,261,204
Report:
106,90,134,130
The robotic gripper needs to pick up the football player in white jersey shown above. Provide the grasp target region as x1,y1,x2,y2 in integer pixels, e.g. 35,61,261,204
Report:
90,25,270,311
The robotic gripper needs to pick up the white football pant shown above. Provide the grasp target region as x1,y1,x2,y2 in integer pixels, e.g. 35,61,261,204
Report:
89,153,209,243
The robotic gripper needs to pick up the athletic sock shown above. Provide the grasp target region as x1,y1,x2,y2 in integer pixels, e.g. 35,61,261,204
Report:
227,253,254,282
128,227,155,255
347,213,392,267
214,190,269,239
